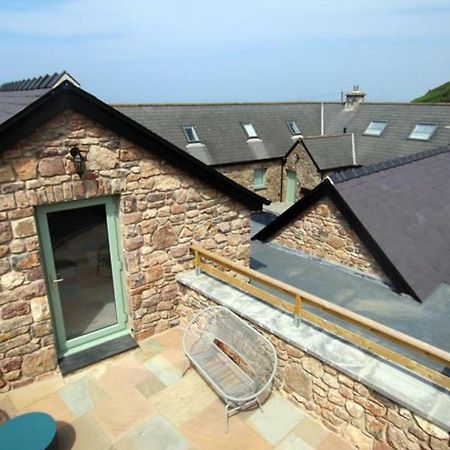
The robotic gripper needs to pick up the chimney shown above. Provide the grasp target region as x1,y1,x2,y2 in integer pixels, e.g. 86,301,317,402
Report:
344,85,366,110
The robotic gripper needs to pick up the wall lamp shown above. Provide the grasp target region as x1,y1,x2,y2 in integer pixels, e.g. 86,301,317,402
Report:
69,146,85,176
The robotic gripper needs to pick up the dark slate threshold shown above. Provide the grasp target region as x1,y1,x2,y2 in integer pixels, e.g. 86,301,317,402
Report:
58,334,138,375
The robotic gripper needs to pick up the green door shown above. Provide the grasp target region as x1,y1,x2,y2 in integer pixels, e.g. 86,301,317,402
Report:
286,170,297,203
36,197,128,357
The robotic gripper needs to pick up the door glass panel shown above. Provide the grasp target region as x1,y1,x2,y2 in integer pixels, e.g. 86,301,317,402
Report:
47,204,118,340
287,170,297,203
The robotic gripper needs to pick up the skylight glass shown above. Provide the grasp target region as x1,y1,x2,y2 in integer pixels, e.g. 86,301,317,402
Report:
183,126,200,143
364,121,387,136
409,123,437,141
243,123,258,139
287,120,301,135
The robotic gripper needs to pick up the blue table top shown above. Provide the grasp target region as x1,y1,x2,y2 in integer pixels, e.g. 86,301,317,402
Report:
0,412,56,450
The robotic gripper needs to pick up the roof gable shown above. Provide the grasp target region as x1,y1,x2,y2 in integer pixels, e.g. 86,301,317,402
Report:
301,134,356,170
254,148,450,301
0,81,268,210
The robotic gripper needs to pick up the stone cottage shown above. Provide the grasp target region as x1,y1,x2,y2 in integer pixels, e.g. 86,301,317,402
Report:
0,81,268,390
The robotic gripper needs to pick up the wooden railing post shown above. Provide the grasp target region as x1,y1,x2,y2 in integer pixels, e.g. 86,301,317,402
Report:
194,249,201,276
294,295,302,327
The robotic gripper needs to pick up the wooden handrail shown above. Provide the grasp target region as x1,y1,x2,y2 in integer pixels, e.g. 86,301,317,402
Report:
190,244,450,390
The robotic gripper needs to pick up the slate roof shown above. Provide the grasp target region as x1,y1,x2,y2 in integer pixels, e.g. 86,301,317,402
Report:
115,102,328,166
0,81,268,210
0,89,51,126
0,72,79,126
301,134,356,170
254,147,450,301
116,101,450,169
325,103,450,166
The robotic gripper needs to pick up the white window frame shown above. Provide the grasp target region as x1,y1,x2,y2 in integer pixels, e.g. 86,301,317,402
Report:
253,168,266,190
408,123,437,141
243,123,258,139
183,126,200,143
363,121,388,136
287,120,301,136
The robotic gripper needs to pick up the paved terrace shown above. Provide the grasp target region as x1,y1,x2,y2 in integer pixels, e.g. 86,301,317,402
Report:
0,327,353,450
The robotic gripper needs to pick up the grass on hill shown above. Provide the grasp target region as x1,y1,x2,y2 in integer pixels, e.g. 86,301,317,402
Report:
413,81,450,103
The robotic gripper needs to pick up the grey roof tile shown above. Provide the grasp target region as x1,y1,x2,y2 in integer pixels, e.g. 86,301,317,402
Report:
0,89,51,125
302,134,355,170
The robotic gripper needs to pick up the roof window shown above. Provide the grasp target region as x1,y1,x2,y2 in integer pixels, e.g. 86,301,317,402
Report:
243,123,258,139
183,126,200,143
408,123,437,141
287,120,301,136
364,121,387,136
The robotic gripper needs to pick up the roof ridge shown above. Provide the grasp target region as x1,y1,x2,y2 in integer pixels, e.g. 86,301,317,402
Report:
112,101,342,107
0,72,65,92
331,145,450,183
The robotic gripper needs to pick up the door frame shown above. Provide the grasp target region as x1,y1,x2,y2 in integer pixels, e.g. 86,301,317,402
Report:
36,196,128,358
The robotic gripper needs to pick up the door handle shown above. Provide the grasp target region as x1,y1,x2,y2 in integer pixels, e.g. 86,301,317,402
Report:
52,278,64,284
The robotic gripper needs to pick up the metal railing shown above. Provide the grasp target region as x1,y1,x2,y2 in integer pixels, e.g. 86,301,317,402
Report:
191,244,450,390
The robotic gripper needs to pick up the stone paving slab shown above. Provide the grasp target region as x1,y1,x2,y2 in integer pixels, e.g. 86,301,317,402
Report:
246,394,305,445
2,327,354,449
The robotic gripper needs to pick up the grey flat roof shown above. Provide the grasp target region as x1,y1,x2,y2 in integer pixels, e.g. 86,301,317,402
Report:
251,240,450,353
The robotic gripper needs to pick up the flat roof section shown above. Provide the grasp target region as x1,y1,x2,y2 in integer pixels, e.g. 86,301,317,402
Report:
250,240,450,354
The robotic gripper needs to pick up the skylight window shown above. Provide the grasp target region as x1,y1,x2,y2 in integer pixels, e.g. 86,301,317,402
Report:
287,120,301,136
364,121,387,136
183,126,200,143
409,123,437,141
243,123,258,139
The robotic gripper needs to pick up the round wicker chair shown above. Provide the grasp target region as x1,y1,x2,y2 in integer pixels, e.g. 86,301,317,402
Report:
183,306,277,431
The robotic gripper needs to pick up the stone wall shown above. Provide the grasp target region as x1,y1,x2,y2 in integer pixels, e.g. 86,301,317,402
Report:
282,142,322,201
0,109,252,391
272,196,388,281
177,286,450,450
217,160,283,202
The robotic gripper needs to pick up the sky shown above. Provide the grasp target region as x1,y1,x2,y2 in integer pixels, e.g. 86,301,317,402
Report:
0,0,449,103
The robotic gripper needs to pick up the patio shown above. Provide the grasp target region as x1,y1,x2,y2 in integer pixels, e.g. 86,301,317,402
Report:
0,326,353,450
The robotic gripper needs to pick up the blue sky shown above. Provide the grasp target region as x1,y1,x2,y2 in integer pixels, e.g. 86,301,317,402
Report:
0,0,449,103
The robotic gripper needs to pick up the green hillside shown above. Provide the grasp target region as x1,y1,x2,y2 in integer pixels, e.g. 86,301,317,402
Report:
413,81,450,103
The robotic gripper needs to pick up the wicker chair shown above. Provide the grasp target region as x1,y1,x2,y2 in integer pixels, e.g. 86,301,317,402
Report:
183,306,278,431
